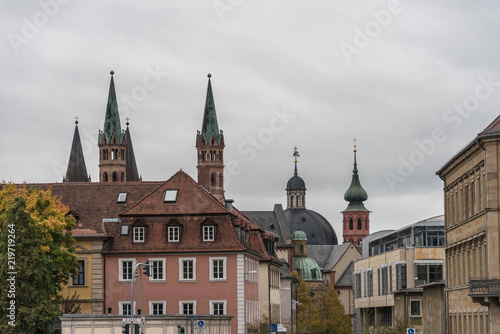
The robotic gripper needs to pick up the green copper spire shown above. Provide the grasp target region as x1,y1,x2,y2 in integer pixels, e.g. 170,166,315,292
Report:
197,73,222,145
98,71,124,145
344,138,368,211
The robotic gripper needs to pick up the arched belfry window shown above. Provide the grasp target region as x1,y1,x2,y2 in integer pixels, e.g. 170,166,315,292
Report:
357,218,362,230
349,218,353,230
219,173,223,187
211,173,216,187
300,245,304,255
112,172,118,182
103,172,108,182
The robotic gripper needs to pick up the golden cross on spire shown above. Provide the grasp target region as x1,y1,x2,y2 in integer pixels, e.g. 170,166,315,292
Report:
74,115,79,124
125,117,130,126
353,137,357,152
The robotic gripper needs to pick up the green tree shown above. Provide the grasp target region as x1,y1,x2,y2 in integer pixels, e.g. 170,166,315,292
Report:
0,184,78,334
309,284,351,334
291,270,312,333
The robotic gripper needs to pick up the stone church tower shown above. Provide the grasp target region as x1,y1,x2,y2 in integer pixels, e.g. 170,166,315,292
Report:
97,71,140,182
196,74,225,202
342,140,370,245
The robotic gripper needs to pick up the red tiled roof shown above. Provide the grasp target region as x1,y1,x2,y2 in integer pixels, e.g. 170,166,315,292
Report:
122,170,229,216
27,181,163,235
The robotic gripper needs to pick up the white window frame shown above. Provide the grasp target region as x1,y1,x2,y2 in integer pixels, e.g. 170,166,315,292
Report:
179,258,196,282
210,257,227,282
149,258,166,282
119,258,135,282
410,299,422,317
133,226,145,242
117,192,127,203
210,300,227,315
203,225,215,241
168,226,180,242
179,301,197,315
119,301,136,315
149,301,166,315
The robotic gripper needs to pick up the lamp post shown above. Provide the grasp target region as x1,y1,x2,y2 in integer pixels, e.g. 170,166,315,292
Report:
130,261,152,333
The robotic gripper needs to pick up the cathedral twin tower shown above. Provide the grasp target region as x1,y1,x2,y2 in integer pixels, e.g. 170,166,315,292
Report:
64,71,369,244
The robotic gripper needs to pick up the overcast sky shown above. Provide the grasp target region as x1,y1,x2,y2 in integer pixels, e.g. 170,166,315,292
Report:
2,1,500,237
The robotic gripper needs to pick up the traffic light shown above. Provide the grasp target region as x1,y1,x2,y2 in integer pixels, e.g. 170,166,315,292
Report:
142,261,151,277
180,327,185,334
122,324,129,334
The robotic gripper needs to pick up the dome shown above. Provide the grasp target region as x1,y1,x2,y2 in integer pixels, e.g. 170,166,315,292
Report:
285,208,338,245
293,256,323,281
286,175,306,190
292,228,307,241
343,173,368,203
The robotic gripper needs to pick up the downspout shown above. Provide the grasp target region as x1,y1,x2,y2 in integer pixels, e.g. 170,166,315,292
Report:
437,173,448,334
268,262,272,323
476,138,490,334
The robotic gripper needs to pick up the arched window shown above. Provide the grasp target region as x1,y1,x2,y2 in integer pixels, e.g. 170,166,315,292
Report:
211,173,216,187
103,172,108,182
300,245,304,255
111,150,115,160
219,173,223,187
290,196,294,208
349,218,353,230
311,268,317,279
112,172,118,182
297,196,301,207
121,149,125,160
121,172,125,181
358,218,362,230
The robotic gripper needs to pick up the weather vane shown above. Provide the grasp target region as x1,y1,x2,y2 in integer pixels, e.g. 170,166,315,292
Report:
353,137,357,152
74,115,79,124
293,146,300,176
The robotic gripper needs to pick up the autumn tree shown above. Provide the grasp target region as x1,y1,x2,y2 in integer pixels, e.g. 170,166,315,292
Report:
0,184,78,334
309,284,351,334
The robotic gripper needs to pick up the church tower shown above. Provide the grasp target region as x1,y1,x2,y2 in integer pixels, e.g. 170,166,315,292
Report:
98,71,140,182
342,139,370,245
286,147,306,209
64,117,89,182
196,74,225,201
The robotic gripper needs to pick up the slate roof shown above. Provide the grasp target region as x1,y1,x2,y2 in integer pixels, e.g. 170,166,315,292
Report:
308,243,354,273
65,123,89,182
242,204,291,246
335,261,354,287
285,208,338,245
478,114,500,136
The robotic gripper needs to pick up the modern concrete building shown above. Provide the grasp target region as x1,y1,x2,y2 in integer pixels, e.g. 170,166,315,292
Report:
354,216,445,333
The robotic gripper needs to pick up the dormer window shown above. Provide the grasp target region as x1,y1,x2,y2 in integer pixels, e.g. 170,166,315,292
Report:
164,190,178,202
203,226,215,241
133,227,145,242
118,192,127,203
168,226,180,242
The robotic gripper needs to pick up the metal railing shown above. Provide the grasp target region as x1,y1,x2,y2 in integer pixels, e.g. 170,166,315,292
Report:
469,277,500,295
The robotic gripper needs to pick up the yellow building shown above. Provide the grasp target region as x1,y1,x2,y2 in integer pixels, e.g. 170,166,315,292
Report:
354,216,445,333
436,115,500,333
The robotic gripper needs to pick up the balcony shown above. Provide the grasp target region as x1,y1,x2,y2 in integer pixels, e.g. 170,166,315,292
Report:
469,278,500,306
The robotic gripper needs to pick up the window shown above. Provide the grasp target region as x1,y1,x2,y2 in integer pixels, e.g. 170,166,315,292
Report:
410,299,422,317
415,263,443,286
119,259,134,281
349,218,353,230
180,301,196,315
168,226,180,242
120,225,130,236
211,300,226,315
164,189,178,202
118,192,127,203
72,260,85,285
103,172,108,182
133,227,145,242
354,273,361,298
396,264,407,290
149,301,166,315
210,257,226,281
149,259,165,281
357,218,362,230
179,258,196,281
203,226,215,241
367,270,373,296
119,302,135,315
381,267,388,295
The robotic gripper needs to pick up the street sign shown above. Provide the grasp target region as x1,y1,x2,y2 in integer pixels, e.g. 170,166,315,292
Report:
268,323,278,332
407,329,415,334
197,320,205,334
122,318,141,323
